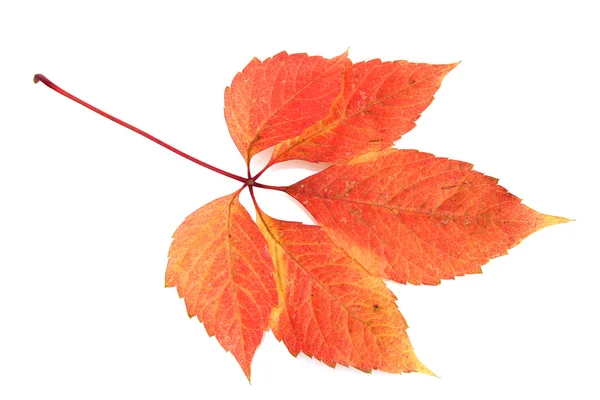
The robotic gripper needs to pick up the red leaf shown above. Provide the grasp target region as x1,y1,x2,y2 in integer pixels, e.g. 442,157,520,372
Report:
257,211,433,374
224,51,347,164
165,192,277,380
270,60,458,164
286,149,569,285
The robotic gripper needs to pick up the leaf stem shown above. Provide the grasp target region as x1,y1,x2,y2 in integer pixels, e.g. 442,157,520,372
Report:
248,185,259,207
33,74,249,185
251,181,286,191
251,162,272,182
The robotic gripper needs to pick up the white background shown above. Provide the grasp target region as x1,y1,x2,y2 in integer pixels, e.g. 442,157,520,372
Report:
1,1,597,399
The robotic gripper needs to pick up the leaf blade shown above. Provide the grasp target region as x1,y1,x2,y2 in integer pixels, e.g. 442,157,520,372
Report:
224,51,347,164
166,192,277,380
270,60,458,164
257,210,431,374
286,149,569,285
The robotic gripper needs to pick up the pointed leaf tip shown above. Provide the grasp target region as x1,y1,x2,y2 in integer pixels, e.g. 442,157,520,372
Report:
542,214,573,227
415,360,437,377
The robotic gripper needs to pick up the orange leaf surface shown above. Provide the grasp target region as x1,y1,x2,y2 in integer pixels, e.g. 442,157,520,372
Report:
256,210,432,374
165,192,277,380
224,51,347,163
270,60,458,165
286,149,569,285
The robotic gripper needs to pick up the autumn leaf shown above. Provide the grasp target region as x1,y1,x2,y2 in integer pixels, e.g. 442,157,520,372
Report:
257,209,433,375
34,50,569,380
269,60,459,165
165,191,277,380
286,149,569,285
224,51,347,164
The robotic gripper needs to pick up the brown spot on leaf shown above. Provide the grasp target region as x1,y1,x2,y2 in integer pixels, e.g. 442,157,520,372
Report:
441,184,458,190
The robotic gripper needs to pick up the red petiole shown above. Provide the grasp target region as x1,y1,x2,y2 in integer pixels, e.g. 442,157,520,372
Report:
33,74,283,191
